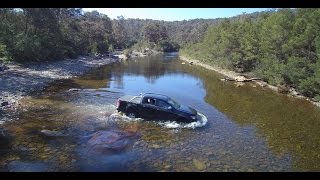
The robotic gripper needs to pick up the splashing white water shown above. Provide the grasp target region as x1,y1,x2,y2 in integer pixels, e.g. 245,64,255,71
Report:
106,111,208,129
108,113,143,122
157,112,208,129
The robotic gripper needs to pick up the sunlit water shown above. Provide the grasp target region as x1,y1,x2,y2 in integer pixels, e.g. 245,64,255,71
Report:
1,52,320,171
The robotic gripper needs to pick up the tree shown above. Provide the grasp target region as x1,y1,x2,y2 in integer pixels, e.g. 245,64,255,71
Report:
112,16,128,49
142,22,168,45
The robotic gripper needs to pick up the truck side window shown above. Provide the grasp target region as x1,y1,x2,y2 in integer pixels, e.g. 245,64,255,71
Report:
150,98,156,105
142,98,148,104
157,100,170,109
142,97,156,106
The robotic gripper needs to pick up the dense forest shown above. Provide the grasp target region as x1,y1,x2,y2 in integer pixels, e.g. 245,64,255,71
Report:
1,8,319,101
0,8,222,62
181,8,320,101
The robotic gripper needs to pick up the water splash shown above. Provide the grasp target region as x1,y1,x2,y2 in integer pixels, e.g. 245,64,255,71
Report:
106,112,208,129
108,113,143,122
157,112,208,129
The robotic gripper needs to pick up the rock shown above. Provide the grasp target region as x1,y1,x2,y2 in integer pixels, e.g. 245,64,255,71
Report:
121,124,139,133
234,76,247,82
152,144,160,149
40,129,67,137
193,159,206,171
181,167,191,171
255,80,267,87
1,101,9,106
181,62,186,65
68,88,81,92
248,168,254,172
118,54,128,60
277,85,290,94
289,88,300,96
221,151,227,155
234,160,241,165
221,77,234,82
87,130,140,154
235,82,245,87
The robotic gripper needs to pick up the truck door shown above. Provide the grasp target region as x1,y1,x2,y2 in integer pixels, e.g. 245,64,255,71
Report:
140,97,158,120
155,100,177,121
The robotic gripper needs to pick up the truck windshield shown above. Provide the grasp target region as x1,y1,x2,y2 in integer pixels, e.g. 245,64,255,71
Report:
167,98,180,109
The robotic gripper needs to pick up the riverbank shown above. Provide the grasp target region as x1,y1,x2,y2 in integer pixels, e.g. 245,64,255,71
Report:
0,55,121,123
179,55,320,108
127,49,163,59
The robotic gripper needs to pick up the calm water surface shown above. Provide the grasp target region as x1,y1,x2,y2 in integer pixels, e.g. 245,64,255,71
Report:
1,53,320,172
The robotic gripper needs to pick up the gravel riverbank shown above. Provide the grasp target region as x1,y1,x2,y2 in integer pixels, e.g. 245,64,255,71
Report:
0,55,120,123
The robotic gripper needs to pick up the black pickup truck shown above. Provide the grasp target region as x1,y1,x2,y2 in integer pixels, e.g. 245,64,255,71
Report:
116,93,201,123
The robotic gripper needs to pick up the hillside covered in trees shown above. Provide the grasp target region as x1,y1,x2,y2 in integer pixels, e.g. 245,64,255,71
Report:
0,8,225,62
181,8,320,101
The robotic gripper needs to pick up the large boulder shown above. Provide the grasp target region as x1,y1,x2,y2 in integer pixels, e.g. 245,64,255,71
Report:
234,75,248,82
87,130,140,154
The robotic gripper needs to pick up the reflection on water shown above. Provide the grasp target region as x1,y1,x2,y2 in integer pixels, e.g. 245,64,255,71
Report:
185,66,320,171
0,53,320,171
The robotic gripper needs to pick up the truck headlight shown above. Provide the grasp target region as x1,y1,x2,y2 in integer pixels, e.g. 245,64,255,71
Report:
191,116,196,120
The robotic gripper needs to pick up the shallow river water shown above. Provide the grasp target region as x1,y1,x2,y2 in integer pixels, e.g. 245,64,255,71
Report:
1,53,320,172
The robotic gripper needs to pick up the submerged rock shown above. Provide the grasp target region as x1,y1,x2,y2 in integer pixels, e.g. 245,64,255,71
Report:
87,130,140,154
152,144,160,149
192,159,206,171
40,129,67,137
235,82,245,87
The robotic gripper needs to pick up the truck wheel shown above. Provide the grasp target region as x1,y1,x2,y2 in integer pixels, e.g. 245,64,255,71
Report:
126,111,138,118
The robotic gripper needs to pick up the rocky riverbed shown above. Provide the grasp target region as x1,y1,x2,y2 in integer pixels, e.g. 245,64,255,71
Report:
0,55,120,123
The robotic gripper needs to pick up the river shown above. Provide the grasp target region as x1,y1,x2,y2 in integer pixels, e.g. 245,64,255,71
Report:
1,53,320,171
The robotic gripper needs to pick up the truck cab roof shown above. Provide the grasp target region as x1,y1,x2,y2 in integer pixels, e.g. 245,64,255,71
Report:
142,93,169,101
